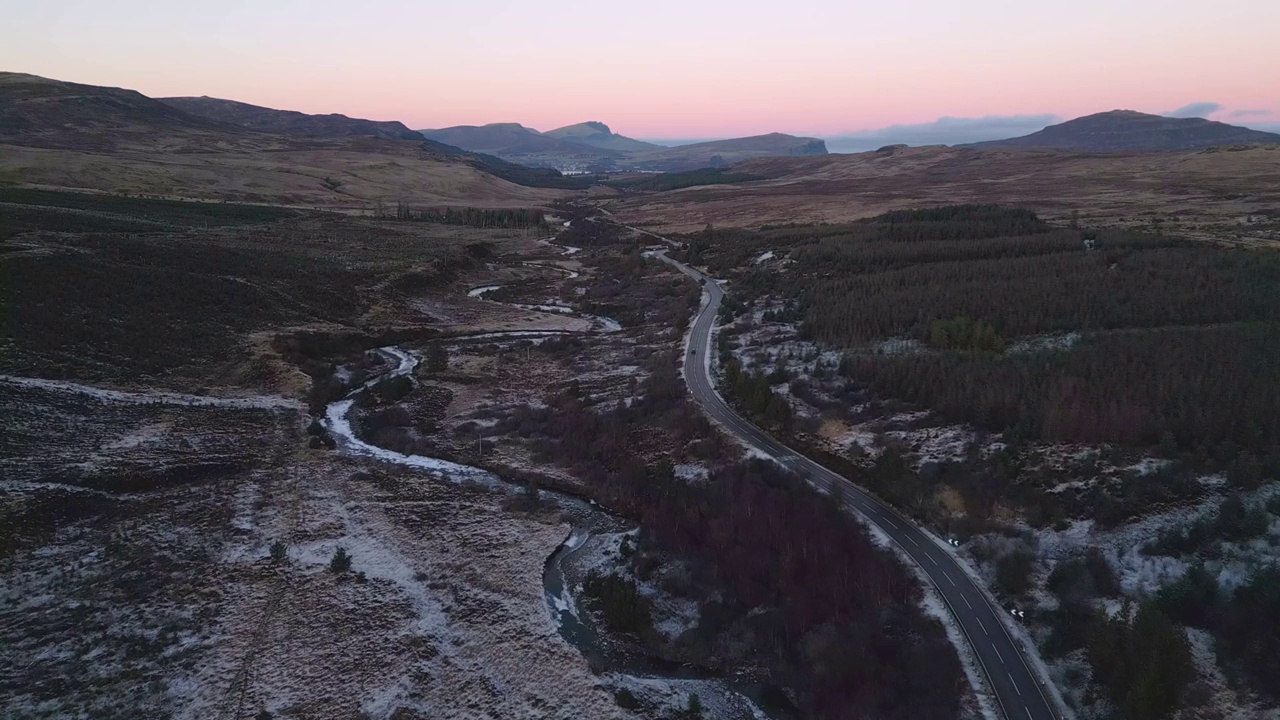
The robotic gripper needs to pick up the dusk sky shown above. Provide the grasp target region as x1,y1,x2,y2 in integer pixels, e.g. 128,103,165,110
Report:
3,0,1278,142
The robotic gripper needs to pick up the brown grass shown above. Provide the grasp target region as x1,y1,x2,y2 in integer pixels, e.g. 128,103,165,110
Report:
0,141,566,209
606,144,1280,244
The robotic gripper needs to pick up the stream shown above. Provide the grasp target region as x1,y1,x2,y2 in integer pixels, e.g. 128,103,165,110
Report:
323,345,793,719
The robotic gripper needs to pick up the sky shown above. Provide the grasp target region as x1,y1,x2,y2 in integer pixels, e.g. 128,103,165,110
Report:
2,0,1278,144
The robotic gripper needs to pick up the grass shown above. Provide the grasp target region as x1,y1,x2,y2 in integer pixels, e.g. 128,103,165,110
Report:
0,188,302,226
0,192,518,388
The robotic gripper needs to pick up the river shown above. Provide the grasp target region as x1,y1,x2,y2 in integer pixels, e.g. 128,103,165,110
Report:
323,345,793,719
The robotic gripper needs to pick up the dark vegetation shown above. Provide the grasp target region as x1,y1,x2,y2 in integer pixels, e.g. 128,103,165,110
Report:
526,374,961,719
694,205,1280,713
693,205,1280,456
386,202,546,229
581,571,654,639
5,230,360,380
556,217,633,247
1143,493,1271,557
1154,565,1280,701
606,168,765,193
1086,602,1195,720
567,244,701,329
0,190,471,385
1038,548,1196,719
418,138,598,189
0,188,302,226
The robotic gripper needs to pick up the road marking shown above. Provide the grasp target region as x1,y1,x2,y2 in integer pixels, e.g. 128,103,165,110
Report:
927,554,938,565
881,516,900,529
1026,706,1034,719
995,646,1006,664
1010,674,1021,696
963,595,973,609
943,570,955,586
906,535,919,547
977,618,989,635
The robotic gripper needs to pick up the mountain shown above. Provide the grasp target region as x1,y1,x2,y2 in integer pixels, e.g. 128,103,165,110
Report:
965,110,1280,152
420,122,827,171
628,133,828,171
544,121,662,152
419,123,598,157
604,143,1280,236
0,72,568,206
0,72,232,151
160,96,423,141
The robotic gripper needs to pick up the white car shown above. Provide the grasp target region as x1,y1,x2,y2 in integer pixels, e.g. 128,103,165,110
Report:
1010,607,1026,619
946,537,961,547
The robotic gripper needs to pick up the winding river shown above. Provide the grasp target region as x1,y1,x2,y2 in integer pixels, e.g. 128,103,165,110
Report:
323,345,792,720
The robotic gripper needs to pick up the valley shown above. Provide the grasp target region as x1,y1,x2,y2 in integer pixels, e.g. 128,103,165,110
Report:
4,68,1280,720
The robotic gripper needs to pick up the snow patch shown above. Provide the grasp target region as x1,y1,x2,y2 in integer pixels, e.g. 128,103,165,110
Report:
0,375,303,411
467,285,502,298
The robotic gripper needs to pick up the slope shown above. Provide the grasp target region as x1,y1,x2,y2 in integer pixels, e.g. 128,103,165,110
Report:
160,96,424,141
419,122,601,157
0,72,235,151
0,73,566,208
544,121,663,152
605,143,1280,244
628,132,828,171
965,110,1280,152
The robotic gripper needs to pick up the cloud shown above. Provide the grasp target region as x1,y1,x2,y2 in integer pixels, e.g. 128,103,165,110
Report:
1228,108,1272,119
1163,101,1221,118
823,114,1060,153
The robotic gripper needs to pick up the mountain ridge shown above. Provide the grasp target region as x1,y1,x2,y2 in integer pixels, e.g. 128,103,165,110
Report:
419,121,828,171
0,72,573,204
963,110,1280,152
160,96,424,141
543,121,663,152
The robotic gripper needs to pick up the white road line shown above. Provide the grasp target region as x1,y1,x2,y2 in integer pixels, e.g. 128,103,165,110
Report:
977,617,989,635
927,554,938,565
943,570,955,585
906,535,919,547
1026,706,1034,719
963,595,973,609
881,517,900,529
995,646,1006,664
1011,674,1021,696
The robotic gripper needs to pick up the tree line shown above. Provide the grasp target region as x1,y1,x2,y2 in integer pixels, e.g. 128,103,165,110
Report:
694,207,1280,455
384,203,546,229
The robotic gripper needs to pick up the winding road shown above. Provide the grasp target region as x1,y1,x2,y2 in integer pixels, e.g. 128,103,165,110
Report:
655,249,1062,720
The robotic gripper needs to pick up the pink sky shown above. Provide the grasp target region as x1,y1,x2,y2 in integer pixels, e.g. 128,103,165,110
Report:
3,0,1277,137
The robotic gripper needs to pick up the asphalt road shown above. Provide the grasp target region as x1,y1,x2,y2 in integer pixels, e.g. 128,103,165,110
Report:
657,250,1060,720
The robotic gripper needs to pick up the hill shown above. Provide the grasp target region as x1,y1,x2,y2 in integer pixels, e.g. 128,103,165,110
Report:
544,121,662,152
419,122,826,171
419,122,603,158
159,96,423,141
628,132,828,171
0,73,566,208
965,110,1280,152
0,72,232,151
604,143,1280,245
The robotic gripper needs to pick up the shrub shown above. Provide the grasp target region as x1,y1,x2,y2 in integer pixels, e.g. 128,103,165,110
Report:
269,539,288,565
581,571,653,639
1087,602,1194,720
329,546,352,574
614,688,641,710
996,549,1036,597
